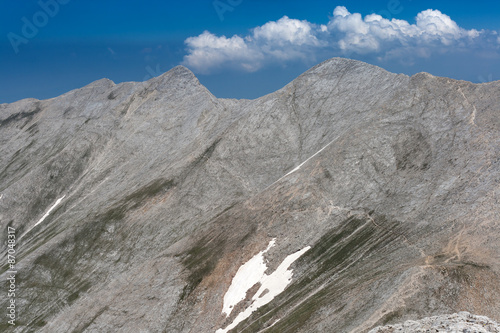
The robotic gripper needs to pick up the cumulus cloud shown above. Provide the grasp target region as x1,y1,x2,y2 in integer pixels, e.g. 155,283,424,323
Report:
328,7,483,55
253,16,320,47
182,6,497,73
183,16,324,73
183,31,263,73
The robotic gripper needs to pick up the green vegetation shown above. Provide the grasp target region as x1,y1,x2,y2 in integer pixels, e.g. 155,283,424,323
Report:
235,215,400,333
100,178,175,223
180,234,227,300
6,178,177,329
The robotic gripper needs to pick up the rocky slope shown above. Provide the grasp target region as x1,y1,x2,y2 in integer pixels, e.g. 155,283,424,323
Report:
1,58,499,332
369,312,500,332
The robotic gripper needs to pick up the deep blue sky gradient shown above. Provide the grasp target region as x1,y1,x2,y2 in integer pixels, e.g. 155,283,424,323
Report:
1,0,499,103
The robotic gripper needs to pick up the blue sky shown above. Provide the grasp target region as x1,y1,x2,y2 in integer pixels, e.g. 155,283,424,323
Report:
1,0,499,103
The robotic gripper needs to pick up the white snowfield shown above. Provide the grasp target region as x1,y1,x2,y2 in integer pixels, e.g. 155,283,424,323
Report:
217,239,311,333
20,195,66,239
221,239,277,316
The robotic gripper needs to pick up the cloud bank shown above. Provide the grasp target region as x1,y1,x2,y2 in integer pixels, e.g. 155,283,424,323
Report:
183,6,499,73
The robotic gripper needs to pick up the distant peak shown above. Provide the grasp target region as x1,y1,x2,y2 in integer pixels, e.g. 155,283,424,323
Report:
155,65,198,82
145,65,201,91
411,72,435,79
171,65,196,77
280,57,402,91
85,78,115,89
311,57,390,75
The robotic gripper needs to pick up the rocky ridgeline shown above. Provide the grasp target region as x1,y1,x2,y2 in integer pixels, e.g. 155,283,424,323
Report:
370,312,500,333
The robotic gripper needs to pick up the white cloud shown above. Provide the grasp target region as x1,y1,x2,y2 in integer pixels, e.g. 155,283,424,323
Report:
328,7,482,54
416,9,462,42
183,17,324,72
182,6,497,72
253,16,319,46
183,31,263,73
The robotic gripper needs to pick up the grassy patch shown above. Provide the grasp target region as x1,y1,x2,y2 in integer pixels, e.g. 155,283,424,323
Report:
12,178,176,329
100,178,176,223
235,215,400,333
180,234,227,300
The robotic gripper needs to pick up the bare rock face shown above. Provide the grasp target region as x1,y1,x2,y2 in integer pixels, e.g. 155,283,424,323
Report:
369,312,500,332
1,58,500,332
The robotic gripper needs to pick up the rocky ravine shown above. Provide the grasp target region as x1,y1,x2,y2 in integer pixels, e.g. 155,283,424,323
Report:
0,58,499,332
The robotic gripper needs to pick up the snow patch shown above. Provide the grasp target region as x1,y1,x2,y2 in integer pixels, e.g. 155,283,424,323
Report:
20,196,66,239
265,136,340,191
217,240,311,333
283,140,332,177
221,238,276,317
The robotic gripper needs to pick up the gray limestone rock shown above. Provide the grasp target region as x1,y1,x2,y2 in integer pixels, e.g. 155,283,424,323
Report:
369,312,500,332
1,58,499,332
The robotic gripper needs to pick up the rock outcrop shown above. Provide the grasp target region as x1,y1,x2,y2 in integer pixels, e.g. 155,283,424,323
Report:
369,312,500,332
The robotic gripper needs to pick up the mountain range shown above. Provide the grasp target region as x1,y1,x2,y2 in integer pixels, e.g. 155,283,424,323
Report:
1,58,500,332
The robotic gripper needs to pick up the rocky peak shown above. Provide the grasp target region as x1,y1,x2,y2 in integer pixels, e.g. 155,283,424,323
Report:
145,65,203,92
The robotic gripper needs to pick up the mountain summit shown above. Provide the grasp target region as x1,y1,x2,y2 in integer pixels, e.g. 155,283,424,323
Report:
1,58,499,332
